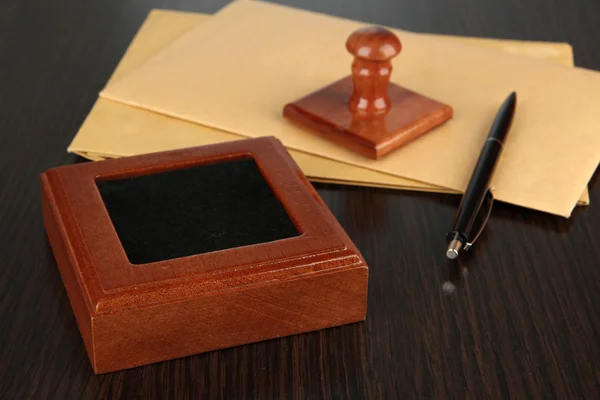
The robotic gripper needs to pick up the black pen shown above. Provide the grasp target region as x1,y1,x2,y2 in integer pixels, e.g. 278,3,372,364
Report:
445,92,517,259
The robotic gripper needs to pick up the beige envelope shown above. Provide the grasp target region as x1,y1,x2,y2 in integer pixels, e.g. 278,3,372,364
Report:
69,8,589,207
101,1,600,217
70,10,448,193
70,9,589,201
69,9,585,197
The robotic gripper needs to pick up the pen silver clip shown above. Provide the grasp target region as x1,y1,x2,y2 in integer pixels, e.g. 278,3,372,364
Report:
464,188,494,251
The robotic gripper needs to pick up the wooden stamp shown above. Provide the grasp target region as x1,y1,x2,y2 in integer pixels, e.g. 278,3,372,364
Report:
41,137,368,373
284,26,453,159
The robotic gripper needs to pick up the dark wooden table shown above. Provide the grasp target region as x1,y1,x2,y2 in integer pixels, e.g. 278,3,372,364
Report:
1,0,599,398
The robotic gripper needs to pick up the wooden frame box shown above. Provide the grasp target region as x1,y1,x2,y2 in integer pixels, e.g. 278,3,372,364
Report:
41,137,368,374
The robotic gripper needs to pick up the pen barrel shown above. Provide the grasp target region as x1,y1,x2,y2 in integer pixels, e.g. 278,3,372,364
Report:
448,140,503,242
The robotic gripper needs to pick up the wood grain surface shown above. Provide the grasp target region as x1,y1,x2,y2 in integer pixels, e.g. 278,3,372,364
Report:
41,137,368,373
0,0,599,398
283,23,453,159
283,76,453,159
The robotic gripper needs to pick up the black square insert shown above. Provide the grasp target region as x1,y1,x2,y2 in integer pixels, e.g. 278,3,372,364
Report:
96,158,300,264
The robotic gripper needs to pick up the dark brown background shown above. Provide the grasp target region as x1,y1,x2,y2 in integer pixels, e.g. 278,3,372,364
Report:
1,0,599,398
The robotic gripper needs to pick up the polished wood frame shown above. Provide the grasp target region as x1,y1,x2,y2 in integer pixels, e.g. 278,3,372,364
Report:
41,137,368,373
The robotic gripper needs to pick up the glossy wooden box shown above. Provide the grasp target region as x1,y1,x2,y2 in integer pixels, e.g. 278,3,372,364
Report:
41,137,368,374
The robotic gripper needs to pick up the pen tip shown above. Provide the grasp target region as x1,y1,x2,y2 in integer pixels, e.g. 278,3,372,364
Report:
446,249,459,259
446,238,463,259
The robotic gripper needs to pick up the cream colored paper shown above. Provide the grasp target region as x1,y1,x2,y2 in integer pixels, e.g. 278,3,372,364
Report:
70,10,588,201
70,10,448,193
69,9,586,198
101,1,599,217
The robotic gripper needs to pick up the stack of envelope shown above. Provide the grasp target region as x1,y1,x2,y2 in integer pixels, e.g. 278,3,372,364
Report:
70,1,600,217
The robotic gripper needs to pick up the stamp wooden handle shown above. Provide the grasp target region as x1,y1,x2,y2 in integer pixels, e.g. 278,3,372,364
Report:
346,26,402,115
